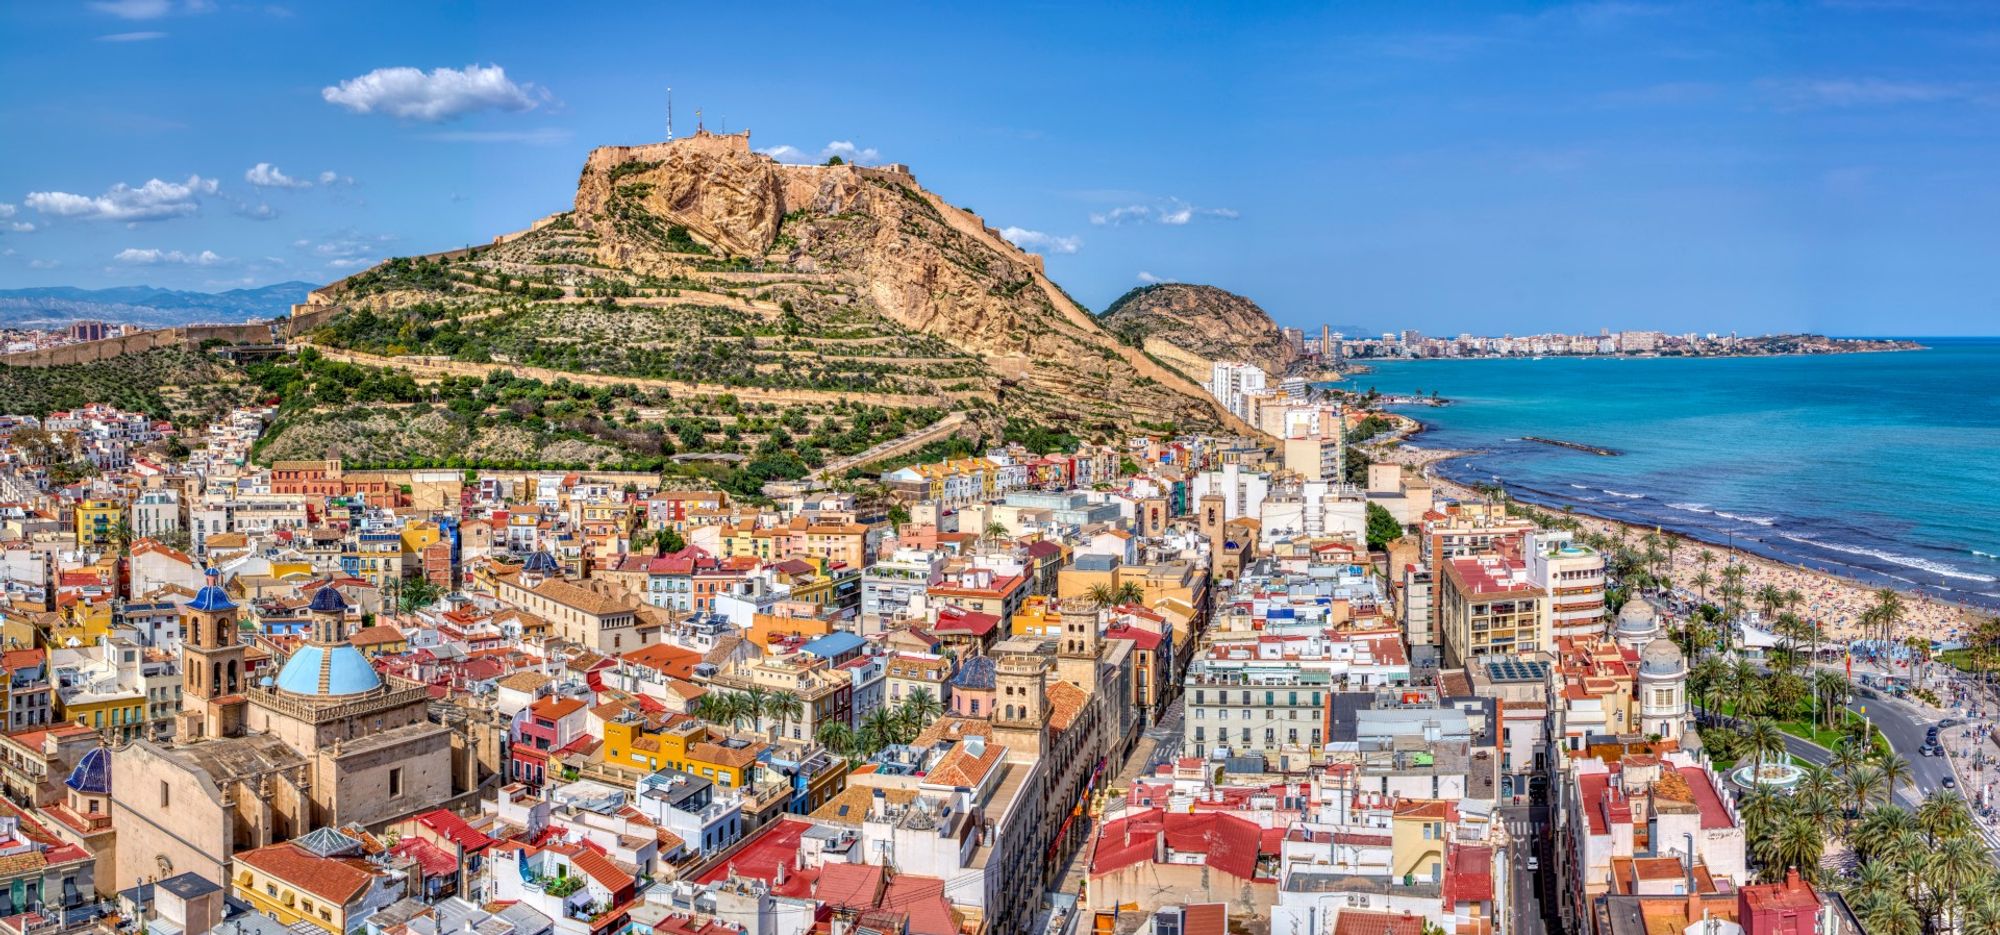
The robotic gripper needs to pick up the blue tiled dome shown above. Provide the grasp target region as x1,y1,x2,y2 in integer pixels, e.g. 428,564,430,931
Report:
523,551,560,574
187,583,236,612
307,585,349,614
64,747,110,795
952,654,997,690
273,644,383,697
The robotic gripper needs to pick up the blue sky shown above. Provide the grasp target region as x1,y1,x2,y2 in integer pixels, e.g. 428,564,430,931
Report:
3,1,1997,336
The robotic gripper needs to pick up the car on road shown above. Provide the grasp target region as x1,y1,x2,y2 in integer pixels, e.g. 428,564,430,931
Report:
1943,776,1957,789
1527,855,1539,871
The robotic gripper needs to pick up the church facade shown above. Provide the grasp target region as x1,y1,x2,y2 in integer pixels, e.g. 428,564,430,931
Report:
110,580,452,891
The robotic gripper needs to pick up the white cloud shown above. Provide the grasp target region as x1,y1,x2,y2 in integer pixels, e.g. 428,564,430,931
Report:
24,174,217,222
758,141,883,165
90,0,208,18
8,223,35,233
999,226,1080,255
1090,200,1238,226
1762,77,1973,110
0,204,13,217
98,31,168,41
317,170,354,186
322,64,545,122
115,247,226,266
326,257,376,269
28,259,60,270
90,0,171,19
821,141,880,164
419,128,570,144
245,162,310,189
1137,271,1163,284
235,202,279,220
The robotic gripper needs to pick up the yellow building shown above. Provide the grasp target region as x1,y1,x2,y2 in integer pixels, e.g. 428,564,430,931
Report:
74,499,122,548
234,837,390,935
400,522,442,561
601,710,762,788
1391,800,1451,885
52,596,115,646
59,691,146,744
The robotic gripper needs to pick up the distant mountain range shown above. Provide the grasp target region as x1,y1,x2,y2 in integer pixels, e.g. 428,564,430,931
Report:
0,281,317,329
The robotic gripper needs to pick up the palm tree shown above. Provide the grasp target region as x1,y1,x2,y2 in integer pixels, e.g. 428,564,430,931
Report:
1741,717,1786,772
1085,581,1146,609
1739,786,1785,840
1871,588,1906,644
766,692,804,742
1917,790,1973,846
1768,814,1825,882
1846,764,1888,817
1828,738,1867,778
860,706,900,756
816,721,856,757
1692,569,1714,603
1813,671,1849,729
1689,656,1728,720
1873,750,1914,800
1756,584,1786,622
900,687,944,727
1853,804,1915,862
1736,674,1770,718
741,687,772,736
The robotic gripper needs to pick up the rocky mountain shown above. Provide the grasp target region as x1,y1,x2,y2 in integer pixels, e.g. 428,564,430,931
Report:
1099,282,1299,376
0,281,315,329
295,131,1252,441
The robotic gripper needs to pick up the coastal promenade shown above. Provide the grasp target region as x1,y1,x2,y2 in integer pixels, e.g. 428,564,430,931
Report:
1371,435,1981,645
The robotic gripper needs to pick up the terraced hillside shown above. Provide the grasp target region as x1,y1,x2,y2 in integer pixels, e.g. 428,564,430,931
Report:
286,132,1252,459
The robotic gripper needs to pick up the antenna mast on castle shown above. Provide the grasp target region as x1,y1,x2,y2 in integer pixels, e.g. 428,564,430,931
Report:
696,108,703,133
665,87,674,140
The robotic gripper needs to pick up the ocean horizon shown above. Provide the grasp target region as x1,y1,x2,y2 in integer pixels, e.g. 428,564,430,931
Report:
1344,337,2000,610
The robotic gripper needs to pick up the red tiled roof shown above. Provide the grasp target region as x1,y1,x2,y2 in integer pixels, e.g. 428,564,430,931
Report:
1332,910,1424,935
571,847,634,893
237,842,376,905
693,817,810,885
1444,844,1495,905
1090,809,1264,881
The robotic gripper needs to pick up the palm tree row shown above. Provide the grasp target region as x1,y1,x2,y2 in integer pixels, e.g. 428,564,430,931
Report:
814,687,946,761
689,686,807,741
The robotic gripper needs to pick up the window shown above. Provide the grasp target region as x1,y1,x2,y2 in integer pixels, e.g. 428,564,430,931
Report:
389,767,403,797
160,781,170,808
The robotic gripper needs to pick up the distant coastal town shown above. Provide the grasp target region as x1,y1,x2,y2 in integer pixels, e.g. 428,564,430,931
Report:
1280,323,1922,362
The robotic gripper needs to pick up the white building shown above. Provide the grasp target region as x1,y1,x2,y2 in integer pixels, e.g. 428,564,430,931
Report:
1207,361,1268,420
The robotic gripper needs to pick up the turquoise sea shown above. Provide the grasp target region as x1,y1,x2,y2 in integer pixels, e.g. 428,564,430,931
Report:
1347,338,2000,609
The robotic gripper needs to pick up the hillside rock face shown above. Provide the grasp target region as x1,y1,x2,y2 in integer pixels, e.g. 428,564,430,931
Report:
575,134,784,258
1100,283,1299,376
570,131,1256,435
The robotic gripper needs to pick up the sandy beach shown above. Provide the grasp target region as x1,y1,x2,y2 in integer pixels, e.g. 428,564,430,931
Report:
1368,429,1981,645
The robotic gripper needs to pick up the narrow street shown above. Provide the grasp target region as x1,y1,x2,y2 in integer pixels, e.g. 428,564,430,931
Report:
1502,805,1556,935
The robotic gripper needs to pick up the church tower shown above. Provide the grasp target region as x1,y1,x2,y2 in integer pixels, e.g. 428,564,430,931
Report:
309,584,349,644
1057,600,1101,693
990,655,1048,762
179,570,249,740
1199,492,1227,574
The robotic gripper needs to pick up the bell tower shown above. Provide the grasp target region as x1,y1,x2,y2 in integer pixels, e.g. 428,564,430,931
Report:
1057,600,1101,693
179,569,249,740
990,655,1048,762
308,584,349,645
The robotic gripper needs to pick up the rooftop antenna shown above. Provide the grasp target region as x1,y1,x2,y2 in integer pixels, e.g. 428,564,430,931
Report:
696,108,703,133
665,87,674,140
